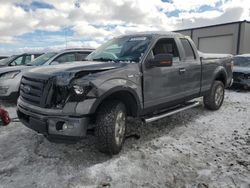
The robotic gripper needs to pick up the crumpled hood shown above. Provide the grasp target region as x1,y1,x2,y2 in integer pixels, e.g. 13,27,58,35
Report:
28,61,126,76
233,66,250,74
25,61,128,86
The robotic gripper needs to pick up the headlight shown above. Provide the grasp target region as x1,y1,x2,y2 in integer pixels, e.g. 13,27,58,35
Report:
73,85,84,95
0,71,20,80
67,84,94,103
73,85,92,96
69,79,97,102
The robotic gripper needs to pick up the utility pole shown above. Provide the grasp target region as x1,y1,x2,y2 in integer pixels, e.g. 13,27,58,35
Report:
65,27,68,49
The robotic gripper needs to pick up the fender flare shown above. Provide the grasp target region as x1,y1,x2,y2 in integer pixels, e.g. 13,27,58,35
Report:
212,66,227,86
89,86,142,115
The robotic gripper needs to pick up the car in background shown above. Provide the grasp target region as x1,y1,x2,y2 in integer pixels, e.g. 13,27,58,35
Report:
0,48,94,100
0,56,8,60
0,53,43,68
232,54,250,89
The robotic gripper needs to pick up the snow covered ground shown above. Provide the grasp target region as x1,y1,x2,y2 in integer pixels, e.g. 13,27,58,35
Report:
0,90,250,188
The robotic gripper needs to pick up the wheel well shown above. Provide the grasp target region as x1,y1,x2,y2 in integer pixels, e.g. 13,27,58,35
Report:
96,91,139,117
215,72,226,86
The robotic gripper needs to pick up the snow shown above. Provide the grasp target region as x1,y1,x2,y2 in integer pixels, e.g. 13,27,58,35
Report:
0,90,250,188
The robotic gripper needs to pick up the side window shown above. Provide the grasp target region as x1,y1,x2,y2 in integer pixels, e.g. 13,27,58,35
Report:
24,55,31,64
12,56,24,65
34,54,41,58
151,38,180,62
180,39,196,60
76,52,89,61
54,53,76,64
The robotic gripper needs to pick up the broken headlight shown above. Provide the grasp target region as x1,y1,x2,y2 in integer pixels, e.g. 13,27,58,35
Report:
68,81,96,102
73,84,92,96
73,85,85,95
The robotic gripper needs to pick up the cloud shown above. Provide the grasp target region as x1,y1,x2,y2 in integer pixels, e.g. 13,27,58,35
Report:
174,6,245,29
0,0,249,55
170,0,220,11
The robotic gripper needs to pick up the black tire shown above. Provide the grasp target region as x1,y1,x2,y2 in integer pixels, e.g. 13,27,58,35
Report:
204,81,225,110
95,100,127,155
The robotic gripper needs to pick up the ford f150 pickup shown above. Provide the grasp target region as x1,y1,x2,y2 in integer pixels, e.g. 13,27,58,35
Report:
17,32,233,155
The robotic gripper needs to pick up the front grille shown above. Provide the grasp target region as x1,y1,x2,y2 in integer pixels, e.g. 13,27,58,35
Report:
20,76,48,107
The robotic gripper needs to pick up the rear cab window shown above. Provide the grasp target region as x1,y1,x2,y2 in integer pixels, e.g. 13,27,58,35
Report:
180,38,196,60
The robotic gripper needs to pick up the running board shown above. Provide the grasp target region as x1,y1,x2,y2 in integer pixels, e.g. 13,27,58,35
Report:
143,101,200,124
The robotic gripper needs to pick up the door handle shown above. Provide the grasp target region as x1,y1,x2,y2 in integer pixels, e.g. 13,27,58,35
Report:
179,68,186,74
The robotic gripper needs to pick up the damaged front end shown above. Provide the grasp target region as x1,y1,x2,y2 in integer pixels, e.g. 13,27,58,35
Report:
50,72,99,109
17,70,102,142
19,71,100,110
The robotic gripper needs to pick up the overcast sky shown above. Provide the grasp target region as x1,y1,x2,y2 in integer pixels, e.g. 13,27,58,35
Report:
0,0,249,55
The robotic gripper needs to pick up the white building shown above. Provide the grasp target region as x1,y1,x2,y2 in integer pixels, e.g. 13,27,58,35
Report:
175,20,250,55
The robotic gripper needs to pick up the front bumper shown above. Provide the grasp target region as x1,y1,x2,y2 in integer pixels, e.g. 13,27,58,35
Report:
232,78,250,88
17,99,90,142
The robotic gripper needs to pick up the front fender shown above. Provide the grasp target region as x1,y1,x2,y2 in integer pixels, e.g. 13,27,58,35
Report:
98,78,139,95
89,78,142,114
74,79,142,115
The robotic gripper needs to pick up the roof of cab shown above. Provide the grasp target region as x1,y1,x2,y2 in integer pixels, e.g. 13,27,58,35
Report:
58,48,94,53
120,31,184,38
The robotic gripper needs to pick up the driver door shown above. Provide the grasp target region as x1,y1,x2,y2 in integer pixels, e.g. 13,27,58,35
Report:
143,38,184,109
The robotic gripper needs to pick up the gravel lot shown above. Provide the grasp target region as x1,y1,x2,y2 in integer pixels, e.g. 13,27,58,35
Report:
0,90,250,188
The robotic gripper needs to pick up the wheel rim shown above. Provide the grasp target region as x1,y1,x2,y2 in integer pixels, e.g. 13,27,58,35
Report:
115,111,126,145
215,85,224,106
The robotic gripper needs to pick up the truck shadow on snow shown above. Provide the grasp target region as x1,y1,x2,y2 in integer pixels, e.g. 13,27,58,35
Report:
22,105,209,168
1,100,210,170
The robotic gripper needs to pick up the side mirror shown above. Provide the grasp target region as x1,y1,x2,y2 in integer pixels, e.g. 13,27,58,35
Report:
50,61,59,65
148,53,173,68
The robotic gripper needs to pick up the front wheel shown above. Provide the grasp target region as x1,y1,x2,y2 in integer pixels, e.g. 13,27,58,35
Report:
95,100,127,155
204,81,225,110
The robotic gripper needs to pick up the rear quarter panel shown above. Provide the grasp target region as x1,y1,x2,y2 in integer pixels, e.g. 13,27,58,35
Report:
201,56,233,93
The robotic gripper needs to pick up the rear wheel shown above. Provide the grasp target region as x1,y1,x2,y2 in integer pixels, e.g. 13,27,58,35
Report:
95,100,127,155
204,81,225,110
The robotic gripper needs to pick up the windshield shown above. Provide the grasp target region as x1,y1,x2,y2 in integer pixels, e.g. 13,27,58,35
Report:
86,36,152,63
29,52,57,66
0,56,16,66
234,57,250,67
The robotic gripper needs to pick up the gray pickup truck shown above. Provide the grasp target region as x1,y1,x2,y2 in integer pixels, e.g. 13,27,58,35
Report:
17,32,233,155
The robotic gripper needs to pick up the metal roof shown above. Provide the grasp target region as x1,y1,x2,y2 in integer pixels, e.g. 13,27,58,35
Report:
174,20,250,32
